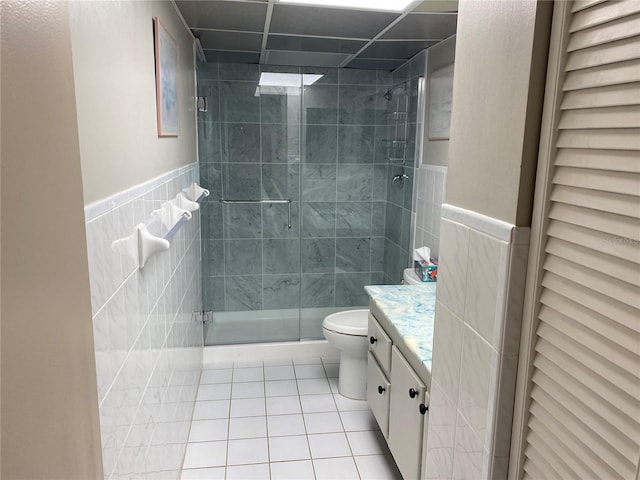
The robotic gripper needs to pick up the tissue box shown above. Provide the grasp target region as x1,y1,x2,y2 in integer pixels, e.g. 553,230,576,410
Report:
414,260,438,282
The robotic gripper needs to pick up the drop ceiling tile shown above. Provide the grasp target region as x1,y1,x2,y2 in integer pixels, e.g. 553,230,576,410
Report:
265,50,349,68
195,30,263,52
359,40,438,59
412,0,458,13
203,50,261,64
345,59,405,71
266,35,367,54
176,1,267,32
381,13,457,40
270,5,399,39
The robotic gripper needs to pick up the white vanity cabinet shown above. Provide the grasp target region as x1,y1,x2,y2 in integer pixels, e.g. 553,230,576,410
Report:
367,313,430,480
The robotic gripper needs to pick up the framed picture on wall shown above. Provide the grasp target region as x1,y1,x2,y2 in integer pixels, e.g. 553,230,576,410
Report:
427,64,454,141
154,17,179,137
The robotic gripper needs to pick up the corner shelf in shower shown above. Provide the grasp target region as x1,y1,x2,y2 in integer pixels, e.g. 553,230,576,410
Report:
111,182,209,269
383,111,408,120
381,140,407,147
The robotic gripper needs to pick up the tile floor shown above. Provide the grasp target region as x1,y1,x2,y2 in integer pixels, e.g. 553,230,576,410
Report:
180,356,403,480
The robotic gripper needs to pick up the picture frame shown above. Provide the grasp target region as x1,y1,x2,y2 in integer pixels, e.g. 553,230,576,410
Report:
427,63,454,141
154,17,179,137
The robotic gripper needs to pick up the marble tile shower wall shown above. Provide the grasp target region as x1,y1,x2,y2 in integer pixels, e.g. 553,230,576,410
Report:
197,62,397,316
382,52,426,285
84,164,203,479
414,165,447,259
424,205,530,480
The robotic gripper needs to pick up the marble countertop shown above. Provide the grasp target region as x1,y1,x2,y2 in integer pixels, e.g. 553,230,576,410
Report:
365,284,437,374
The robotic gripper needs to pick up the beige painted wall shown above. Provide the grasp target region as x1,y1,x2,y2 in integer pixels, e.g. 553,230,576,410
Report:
446,0,551,225
422,35,456,167
69,0,196,205
1,1,103,477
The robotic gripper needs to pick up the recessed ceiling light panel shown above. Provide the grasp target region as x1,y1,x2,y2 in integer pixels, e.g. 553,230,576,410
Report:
278,0,415,12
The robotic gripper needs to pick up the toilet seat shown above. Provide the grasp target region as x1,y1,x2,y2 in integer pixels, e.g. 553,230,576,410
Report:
322,309,368,336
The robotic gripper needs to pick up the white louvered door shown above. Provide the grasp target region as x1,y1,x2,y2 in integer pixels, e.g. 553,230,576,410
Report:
511,1,640,479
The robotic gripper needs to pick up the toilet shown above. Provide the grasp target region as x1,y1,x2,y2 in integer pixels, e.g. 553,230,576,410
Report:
403,268,423,285
322,309,369,400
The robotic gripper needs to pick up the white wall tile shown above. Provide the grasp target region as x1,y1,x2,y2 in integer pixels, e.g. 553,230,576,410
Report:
464,230,507,347
501,243,528,355
452,413,483,480
423,380,456,480
457,325,493,442
437,219,470,318
431,302,464,402
85,165,203,478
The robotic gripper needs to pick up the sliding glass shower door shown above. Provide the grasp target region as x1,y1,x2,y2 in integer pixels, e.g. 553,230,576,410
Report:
197,63,395,346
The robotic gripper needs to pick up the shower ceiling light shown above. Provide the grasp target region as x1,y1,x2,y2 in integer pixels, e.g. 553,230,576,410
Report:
259,72,323,87
277,0,415,12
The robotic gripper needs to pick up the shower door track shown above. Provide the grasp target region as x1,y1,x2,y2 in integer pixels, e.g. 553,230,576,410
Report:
219,198,292,229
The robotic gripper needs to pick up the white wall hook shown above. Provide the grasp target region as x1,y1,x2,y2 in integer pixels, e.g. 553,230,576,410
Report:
111,223,169,269
183,182,210,202
173,192,200,212
151,201,192,231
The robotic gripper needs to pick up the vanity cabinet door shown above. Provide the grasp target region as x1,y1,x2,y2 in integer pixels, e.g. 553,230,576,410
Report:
366,352,391,438
388,346,427,480
368,313,392,373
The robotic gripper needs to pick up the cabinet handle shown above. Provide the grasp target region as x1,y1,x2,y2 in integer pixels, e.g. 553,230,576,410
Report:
409,388,418,398
369,336,377,344
378,385,386,394
419,404,429,415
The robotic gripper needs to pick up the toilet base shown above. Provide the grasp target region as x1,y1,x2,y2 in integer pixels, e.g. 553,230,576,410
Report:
337,352,367,400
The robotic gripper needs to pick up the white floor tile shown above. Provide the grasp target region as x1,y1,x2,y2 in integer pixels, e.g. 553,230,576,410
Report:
233,361,263,368
354,454,403,480
294,364,327,379
204,362,234,370
304,412,343,434
270,460,315,480
265,379,298,397
323,363,339,378
308,432,352,458
227,437,269,466
265,365,295,381
266,395,302,415
264,358,293,366
180,466,226,480
333,393,369,411
197,383,231,401
329,377,339,393
346,430,389,456
192,400,230,420
230,397,266,418
268,435,311,462
228,416,267,439
182,441,227,469
293,357,322,365
226,463,270,480
231,381,265,399
300,394,337,413
233,367,264,383
188,419,228,443
201,369,233,385
339,409,378,431
321,356,340,365
267,414,306,437
297,378,331,395
313,457,360,480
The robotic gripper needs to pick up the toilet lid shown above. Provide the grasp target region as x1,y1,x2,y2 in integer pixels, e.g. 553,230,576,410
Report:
322,309,369,336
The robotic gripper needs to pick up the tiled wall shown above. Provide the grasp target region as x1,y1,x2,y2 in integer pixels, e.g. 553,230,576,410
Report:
197,62,397,339
424,205,529,479
413,165,447,259
382,52,427,284
84,164,203,479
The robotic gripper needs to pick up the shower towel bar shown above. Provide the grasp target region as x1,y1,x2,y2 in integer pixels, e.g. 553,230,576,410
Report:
220,198,292,229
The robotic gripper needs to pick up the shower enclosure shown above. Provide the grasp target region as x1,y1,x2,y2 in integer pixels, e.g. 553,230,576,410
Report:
197,59,424,346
